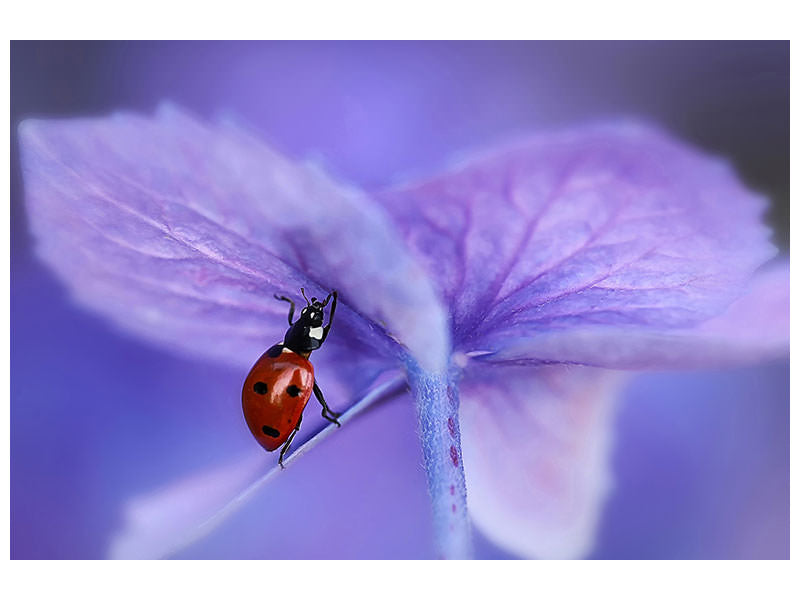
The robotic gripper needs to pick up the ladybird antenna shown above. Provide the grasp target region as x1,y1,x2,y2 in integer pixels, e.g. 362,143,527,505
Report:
300,287,310,305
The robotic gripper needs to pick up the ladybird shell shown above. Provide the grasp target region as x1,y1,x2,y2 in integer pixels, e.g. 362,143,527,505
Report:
241,346,314,451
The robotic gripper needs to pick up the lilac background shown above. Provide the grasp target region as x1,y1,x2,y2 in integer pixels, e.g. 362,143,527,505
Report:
10,41,788,559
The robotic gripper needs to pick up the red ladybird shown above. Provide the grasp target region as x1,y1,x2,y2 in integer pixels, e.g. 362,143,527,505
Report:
242,289,341,467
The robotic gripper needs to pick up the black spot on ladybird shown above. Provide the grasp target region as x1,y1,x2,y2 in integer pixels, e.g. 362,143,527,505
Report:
262,425,280,438
253,381,268,395
286,385,301,397
267,344,283,358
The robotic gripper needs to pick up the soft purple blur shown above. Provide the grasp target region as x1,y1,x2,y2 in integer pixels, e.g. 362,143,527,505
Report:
11,41,788,559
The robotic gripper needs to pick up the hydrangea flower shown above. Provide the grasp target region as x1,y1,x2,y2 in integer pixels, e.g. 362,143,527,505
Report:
19,105,788,559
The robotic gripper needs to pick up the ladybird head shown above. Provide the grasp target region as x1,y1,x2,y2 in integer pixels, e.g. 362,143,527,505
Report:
299,288,329,326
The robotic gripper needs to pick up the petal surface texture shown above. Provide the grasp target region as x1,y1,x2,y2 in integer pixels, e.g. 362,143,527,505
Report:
460,365,626,558
487,260,789,369
379,123,780,369
19,106,449,374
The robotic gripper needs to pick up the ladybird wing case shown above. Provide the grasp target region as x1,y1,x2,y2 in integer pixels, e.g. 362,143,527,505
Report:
241,349,314,451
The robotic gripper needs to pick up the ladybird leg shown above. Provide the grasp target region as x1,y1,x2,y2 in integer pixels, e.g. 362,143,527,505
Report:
313,380,341,426
321,290,338,342
274,294,296,326
278,415,303,469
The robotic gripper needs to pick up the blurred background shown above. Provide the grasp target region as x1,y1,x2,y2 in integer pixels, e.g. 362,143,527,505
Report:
10,41,788,559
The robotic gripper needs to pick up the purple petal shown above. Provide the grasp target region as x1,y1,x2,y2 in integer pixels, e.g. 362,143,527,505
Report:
460,365,626,558
19,105,449,375
482,261,788,369
378,122,777,365
692,260,788,355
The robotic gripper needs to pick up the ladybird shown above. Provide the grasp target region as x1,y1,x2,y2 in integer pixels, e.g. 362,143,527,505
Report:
242,288,341,467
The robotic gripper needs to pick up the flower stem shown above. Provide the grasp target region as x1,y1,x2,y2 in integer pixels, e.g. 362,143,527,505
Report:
406,361,473,559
